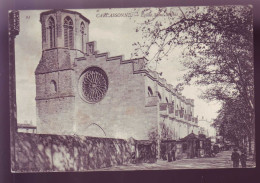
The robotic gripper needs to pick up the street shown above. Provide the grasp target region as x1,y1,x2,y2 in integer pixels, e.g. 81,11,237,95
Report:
99,150,256,171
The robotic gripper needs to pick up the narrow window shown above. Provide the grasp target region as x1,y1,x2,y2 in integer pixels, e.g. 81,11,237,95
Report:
64,16,74,48
158,92,162,101
80,22,85,51
89,44,94,54
48,17,55,48
166,97,168,103
50,80,57,93
148,86,153,97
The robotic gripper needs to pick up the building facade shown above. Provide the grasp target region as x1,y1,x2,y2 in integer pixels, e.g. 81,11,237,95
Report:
35,9,199,140
198,117,216,137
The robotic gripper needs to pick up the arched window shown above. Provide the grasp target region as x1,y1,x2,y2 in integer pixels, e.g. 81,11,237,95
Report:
148,86,153,97
166,97,168,103
50,80,57,93
89,44,94,54
64,16,74,48
80,22,85,51
158,92,162,101
48,17,55,48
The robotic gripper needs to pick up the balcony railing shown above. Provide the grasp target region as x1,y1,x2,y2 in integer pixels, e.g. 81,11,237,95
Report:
175,110,179,116
145,96,158,107
159,103,168,116
194,117,198,123
159,103,168,111
179,110,184,118
168,104,174,114
159,103,174,116
158,104,197,123
191,117,198,123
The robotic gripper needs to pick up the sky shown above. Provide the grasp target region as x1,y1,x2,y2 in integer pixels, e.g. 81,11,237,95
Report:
15,7,221,125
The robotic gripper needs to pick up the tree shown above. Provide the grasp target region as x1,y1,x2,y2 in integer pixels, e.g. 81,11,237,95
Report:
148,122,174,142
134,6,254,155
148,122,174,159
214,96,254,152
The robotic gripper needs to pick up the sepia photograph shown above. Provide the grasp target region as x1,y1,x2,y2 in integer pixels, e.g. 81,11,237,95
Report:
9,5,255,172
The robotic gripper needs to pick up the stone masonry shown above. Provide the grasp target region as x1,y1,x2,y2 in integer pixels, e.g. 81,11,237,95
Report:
35,9,199,140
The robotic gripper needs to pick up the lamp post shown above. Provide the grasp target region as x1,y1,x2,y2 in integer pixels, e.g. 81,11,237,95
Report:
9,10,20,171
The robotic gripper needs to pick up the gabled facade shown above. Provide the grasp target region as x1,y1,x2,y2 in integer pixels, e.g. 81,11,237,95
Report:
35,9,199,140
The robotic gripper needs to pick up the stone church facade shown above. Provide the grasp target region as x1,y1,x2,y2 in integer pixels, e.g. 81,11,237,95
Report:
35,9,199,140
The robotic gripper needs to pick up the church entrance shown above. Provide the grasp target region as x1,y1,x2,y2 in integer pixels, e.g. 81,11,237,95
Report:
85,123,106,138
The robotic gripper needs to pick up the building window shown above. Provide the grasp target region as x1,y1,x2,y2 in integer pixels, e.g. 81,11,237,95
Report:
166,97,168,103
148,86,153,97
79,67,108,103
158,92,162,101
48,17,55,48
80,22,85,51
50,80,57,93
64,16,74,48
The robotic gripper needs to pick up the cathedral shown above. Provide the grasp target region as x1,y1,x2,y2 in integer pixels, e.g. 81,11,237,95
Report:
35,9,199,140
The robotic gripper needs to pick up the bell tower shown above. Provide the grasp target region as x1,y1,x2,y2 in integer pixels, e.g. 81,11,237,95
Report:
35,9,90,135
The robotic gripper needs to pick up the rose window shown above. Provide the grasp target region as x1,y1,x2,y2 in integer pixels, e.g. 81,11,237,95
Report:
79,67,108,103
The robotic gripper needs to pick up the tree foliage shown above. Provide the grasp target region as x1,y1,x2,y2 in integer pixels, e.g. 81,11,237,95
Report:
214,96,254,144
135,6,254,151
148,122,174,142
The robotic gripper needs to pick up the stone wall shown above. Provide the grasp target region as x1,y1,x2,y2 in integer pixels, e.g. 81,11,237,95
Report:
36,97,76,135
14,133,132,172
74,55,156,140
13,133,157,172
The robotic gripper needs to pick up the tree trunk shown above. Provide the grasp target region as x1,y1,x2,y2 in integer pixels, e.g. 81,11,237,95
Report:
248,135,252,155
253,140,256,161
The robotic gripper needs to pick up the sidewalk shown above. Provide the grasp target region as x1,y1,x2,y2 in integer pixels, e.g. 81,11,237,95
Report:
98,150,256,171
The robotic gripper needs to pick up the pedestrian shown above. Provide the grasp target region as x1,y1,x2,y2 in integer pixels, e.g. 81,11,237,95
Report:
167,150,172,162
171,148,176,161
167,144,172,162
231,148,240,168
240,150,247,168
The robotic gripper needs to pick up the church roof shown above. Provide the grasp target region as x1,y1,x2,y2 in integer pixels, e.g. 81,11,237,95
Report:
40,9,90,24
